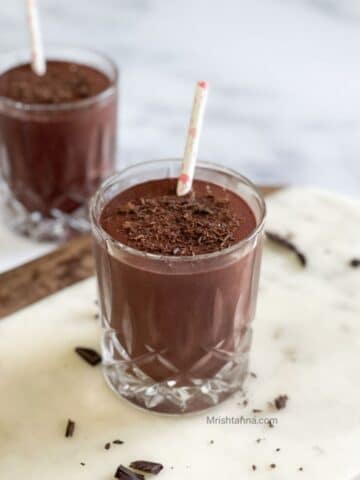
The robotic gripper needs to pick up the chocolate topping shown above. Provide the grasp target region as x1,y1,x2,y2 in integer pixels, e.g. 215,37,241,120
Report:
101,179,256,256
0,61,110,104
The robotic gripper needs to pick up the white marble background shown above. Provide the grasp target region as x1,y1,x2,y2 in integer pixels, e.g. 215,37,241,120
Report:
0,0,360,271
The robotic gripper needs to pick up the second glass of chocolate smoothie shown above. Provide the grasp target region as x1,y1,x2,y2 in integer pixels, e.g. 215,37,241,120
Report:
0,47,118,241
91,159,265,414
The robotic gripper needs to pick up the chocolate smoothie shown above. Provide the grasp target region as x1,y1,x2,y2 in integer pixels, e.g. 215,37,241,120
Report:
0,54,117,238
92,170,264,414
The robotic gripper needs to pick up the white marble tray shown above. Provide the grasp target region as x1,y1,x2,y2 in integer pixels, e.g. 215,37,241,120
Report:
0,187,359,479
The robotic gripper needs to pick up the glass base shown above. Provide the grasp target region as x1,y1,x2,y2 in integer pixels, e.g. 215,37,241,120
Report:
101,328,251,414
1,187,91,242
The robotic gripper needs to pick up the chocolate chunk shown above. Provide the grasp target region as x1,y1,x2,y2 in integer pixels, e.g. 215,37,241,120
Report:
104,442,111,450
80,462,85,466
129,460,164,475
270,463,276,469
65,419,75,438
113,439,124,445
252,409,262,413
266,231,307,267
276,448,281,452
252,465,257,471
75,347,102,366
114,465,145,480
350,258,360,268
274,394,288,410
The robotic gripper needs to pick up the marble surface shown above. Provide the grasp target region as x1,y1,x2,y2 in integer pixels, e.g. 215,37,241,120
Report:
0,187,359,479
0,0,360,270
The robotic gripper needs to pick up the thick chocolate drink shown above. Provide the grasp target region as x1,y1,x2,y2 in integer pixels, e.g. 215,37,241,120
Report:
93,174,264,413
0,57,117,231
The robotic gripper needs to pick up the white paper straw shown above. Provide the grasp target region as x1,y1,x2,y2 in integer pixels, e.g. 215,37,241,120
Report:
177,80,209,196
26,0,46,76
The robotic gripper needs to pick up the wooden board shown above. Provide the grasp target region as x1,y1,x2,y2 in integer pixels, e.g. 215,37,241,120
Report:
0,186,280,319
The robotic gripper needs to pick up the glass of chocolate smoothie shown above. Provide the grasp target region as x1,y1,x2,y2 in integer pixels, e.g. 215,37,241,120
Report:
91,159,265,414
0,46,118,240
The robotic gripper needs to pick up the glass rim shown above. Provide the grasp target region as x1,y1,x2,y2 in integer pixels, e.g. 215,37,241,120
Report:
90,159,267,263
0,45,118,112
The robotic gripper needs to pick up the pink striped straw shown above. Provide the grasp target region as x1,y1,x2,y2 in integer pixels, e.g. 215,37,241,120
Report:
177,80,209,196
26,0,46,76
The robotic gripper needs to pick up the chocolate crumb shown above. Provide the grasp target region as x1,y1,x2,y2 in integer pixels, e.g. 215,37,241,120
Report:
270,463,276,469
65,419,75,438
299,467,303,471
75,347,102,366
114,465,145,480
252,409,262,413
266,231,307,267
274,394,288,410
276,448,281,452
80,462,85,466
113,439,124,445
256,438,262,443
104,442,111,450
129,460,164,475
350,258,360,268
252,465,257,471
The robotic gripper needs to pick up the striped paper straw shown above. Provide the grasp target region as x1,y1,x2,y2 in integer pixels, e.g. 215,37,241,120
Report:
177,80,209,196
26,0,46,76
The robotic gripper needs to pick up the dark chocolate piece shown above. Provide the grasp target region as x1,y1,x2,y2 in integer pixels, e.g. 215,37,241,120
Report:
104,442,111,450
252,465,257,471
350,258,360,268
266,231,307,267
75,347,102,366
270,463,276,469
274,394,288,410
65,419,75,438
129,460,164,475
276,448,281,452
252,409,262,413
114,465,145,480
80,462,85,466
113,439,124,445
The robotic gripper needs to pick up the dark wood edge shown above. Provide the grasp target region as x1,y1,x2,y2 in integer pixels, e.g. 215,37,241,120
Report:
0,185,281,319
